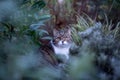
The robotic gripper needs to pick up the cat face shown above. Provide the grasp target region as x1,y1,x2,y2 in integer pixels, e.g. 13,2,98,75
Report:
52,28,72,48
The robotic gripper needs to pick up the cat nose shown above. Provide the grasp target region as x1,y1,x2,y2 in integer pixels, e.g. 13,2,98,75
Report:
62,41,64,44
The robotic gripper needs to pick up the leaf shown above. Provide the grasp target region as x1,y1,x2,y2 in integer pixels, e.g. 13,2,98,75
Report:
38,15,51,20
31,0,45,9
38,29,49,36
30,23,45,30
41,36,52,40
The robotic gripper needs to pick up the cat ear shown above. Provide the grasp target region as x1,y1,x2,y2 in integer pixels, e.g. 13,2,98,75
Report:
67,28,71,35
53,29,58,36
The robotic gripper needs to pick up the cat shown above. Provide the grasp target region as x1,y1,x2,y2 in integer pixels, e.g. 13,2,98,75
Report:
39,0,73,65
51,28,72,60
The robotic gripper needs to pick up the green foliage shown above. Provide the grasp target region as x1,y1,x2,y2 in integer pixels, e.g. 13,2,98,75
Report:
102,13,120,39
31,0,45,9
68,53,96,80
19,0,45,9
71,27,82,46
0,0,51,45
114,22,120,39
27,29,51,46
71,15,94,46
0,22,15,40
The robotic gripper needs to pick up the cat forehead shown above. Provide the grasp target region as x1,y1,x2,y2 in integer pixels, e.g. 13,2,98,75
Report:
53,28,71,37
54,28,70,33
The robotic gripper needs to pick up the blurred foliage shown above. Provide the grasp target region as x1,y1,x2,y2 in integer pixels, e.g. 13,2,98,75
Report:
73,0,120,24
71,14,94,46
68,53,96,80
0,0,51,45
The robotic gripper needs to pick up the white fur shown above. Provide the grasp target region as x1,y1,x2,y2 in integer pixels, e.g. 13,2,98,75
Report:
51,41,71,59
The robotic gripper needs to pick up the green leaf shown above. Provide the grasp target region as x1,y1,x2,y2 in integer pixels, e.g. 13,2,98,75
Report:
38,15,51,20
30,21,45,30
38,29,49,36
41,36,52,40
31,0,45,9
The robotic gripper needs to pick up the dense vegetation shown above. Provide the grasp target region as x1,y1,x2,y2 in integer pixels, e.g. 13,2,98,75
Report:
0,0,120,80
